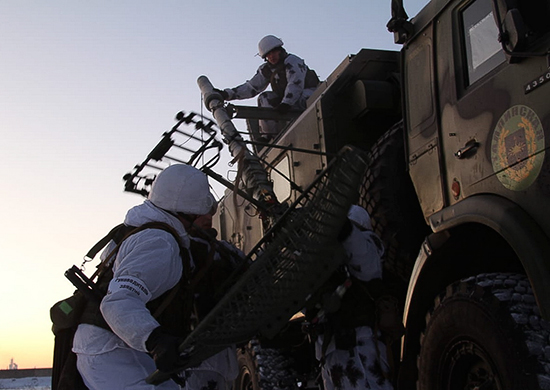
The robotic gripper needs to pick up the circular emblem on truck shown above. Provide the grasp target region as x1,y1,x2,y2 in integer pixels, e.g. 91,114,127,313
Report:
491,105,545,191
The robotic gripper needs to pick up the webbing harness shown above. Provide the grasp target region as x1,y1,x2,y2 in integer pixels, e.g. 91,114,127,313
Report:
74,222,193,328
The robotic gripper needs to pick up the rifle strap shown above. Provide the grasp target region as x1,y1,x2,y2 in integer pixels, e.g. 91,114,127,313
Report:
84,223,126,261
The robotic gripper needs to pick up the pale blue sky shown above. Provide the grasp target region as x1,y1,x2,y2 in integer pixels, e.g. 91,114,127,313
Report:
0,0,428,368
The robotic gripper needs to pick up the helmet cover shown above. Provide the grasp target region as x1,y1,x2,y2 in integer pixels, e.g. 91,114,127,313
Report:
347,205,373,231
148,164,215,215
258,35,284,58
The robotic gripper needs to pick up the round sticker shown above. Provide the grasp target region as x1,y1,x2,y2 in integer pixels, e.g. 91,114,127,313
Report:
491,105,545,191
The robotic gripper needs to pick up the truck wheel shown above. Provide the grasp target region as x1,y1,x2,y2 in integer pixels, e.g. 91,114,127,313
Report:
358,121,428,283
417,273,550,389
234,340,298,390
235,342,260,390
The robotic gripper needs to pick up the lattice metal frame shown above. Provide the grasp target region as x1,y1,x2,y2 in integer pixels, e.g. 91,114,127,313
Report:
147,145,368,384
123,111,222,197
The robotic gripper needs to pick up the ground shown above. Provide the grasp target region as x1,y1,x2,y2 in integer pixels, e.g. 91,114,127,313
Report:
0,376,50,390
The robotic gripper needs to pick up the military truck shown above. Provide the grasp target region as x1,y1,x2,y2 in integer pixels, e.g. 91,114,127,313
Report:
124,0,550,388
205,0,550,388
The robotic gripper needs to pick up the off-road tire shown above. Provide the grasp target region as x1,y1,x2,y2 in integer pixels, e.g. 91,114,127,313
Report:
235,342,261,390
358,121,428,283
417,273,550,389
234,340,298,390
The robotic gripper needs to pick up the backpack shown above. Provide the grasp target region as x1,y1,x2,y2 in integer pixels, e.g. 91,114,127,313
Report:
50,222,187,390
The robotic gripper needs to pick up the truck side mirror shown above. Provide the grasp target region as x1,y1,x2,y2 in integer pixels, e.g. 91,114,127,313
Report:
492,0,528,63
502,9,528,59
387,0,413,44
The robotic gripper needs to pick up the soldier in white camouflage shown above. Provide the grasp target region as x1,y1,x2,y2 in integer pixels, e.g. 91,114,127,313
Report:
216,35,319,140
309,205,395,390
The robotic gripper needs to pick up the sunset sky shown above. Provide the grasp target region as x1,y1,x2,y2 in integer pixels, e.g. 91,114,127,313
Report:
0,0,428,369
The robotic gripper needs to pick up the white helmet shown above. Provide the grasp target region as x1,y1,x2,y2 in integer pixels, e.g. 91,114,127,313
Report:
347,205,373,231
258,35,284,58
148,164,215,215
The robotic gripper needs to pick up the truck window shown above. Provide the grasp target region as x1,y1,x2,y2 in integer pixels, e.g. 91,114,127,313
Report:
462,0,506,85
270,156,291,202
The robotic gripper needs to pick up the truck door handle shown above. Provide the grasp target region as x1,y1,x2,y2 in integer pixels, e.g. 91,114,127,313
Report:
455,140,479,159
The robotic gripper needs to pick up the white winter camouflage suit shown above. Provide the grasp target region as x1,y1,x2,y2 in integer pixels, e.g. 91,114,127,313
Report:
223,52,317,137
73,200,237,390
315,206,394,390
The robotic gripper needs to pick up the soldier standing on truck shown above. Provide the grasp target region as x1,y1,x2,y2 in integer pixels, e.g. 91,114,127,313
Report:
214,35,320,141
306,205,394,390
